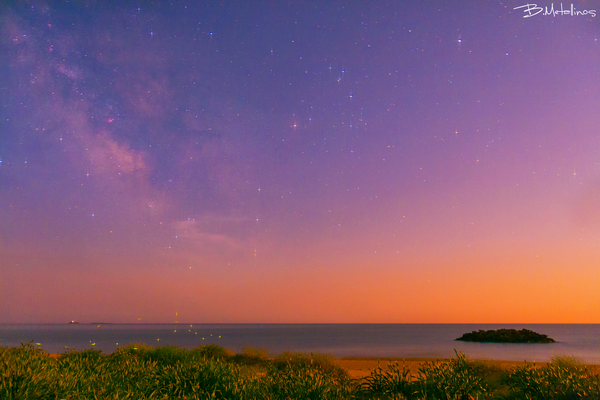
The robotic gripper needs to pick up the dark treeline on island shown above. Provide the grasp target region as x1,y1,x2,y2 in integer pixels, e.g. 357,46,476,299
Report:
456,328,556,343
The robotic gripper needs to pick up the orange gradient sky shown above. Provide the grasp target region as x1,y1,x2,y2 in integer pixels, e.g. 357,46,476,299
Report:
1,2,600,323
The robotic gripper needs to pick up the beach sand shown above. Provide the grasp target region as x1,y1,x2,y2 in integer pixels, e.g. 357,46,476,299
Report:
334,357,448,379
333,357,600,379
46,353,600,380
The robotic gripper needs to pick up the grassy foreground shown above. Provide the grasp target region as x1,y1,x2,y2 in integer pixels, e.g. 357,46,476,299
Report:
2,343,600,399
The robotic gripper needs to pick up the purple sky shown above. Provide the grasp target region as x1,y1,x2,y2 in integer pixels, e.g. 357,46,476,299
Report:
1,1,600,323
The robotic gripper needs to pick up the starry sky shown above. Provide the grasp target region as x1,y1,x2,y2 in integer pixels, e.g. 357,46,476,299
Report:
1,1,600,324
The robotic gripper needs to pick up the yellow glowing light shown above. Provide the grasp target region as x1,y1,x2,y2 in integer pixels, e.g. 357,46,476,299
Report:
157,339,160,341
174,330,177,332
97,325,100,327
219,336,221,338
36,343,41,345
92,343,95,345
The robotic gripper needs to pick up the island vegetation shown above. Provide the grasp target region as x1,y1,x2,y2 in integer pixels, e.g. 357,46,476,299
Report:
456,328,556,343
2,342,598,399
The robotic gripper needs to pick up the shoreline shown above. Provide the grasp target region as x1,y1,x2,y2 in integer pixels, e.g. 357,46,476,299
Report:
43,351,600,365
41,351,600,379
335,357,600,379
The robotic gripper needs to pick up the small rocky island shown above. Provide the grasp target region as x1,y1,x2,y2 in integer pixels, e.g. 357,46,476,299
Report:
456,328,555,343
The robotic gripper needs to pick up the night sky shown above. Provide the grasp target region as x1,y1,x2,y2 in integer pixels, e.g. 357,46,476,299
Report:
2,1,600,323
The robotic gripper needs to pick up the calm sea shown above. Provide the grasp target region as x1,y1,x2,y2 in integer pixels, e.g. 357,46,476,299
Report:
1,324,599,364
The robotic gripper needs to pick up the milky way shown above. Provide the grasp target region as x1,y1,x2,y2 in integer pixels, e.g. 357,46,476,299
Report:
1,2,600,323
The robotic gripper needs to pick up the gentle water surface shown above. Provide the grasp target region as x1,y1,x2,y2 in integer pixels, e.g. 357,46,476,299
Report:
1,324,599,363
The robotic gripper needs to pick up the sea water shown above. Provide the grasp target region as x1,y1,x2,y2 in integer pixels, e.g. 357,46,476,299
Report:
1,324,599,364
